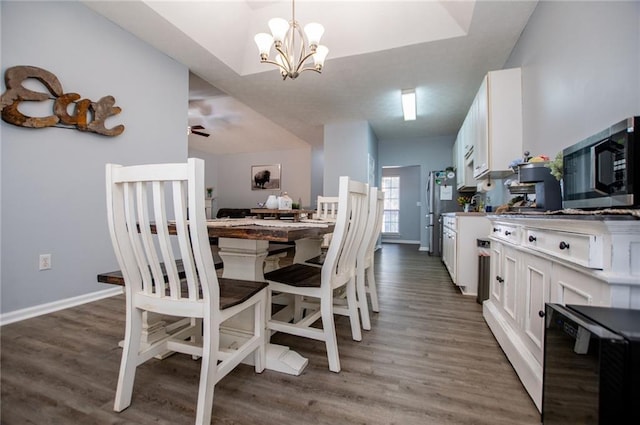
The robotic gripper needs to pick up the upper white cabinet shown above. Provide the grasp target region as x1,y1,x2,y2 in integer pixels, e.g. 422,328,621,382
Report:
454,111,477,191
461,68,523,179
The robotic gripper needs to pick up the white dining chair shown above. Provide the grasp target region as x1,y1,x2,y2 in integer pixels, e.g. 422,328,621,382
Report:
106,158,268,425
316,195,339,249
355,187,384,330
263,177,369,372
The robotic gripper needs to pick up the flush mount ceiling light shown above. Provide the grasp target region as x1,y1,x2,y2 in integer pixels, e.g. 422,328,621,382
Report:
401,89,416,121
254,0,329,80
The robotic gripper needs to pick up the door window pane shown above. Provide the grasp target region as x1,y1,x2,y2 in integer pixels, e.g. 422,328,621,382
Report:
382,176,400,233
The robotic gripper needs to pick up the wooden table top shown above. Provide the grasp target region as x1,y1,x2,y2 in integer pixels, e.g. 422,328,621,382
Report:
250,208,316,222
156,221,334,243
208,222,333,243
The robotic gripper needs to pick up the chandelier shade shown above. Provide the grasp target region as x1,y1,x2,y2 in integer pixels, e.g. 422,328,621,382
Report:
254,0,328,80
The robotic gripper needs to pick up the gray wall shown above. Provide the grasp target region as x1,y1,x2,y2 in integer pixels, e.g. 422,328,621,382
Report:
189,147,312,212
378,135,455,249
506,0,640,157
381,166,421,243
1,1,188,316
323,121,378,195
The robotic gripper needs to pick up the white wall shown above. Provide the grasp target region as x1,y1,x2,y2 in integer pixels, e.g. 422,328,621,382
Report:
505,1,640,156
378,135,455,249
1,1,188,318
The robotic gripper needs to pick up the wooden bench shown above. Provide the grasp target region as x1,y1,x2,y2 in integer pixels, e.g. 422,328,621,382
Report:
98,244,294,286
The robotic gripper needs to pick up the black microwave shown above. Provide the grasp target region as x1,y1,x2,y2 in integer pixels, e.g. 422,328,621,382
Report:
542,304,640,425
562,116,638,209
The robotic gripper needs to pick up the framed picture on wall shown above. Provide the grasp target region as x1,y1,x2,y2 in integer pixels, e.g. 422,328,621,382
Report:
251,164,281,190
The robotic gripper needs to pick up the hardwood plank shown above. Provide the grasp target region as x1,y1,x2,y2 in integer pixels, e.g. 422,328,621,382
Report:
0,244,540,425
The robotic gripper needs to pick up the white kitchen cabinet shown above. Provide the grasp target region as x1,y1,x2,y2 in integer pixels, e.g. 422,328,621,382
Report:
465,68,523,179
454,112,477,191
520,253,551,365
441,213,491,296
483,215,640,412
442,223,457,283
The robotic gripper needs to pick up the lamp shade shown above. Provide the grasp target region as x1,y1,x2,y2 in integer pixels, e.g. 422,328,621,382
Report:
268,18,289,43
304,22,324,47
254,33,274,55
313,45,329,67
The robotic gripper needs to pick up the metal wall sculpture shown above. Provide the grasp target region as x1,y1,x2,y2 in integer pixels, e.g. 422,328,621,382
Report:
0,65,124,136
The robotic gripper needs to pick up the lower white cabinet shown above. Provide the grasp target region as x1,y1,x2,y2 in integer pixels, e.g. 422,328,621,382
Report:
483,215,640,412
441,213,491,296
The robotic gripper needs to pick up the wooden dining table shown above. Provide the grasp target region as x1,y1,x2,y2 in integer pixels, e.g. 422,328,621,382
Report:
208,219,333,281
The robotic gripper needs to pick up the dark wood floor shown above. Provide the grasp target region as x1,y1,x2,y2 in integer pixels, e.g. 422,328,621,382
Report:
1,244,541,425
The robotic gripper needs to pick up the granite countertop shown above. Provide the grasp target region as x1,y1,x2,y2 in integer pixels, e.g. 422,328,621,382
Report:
489,208,640,221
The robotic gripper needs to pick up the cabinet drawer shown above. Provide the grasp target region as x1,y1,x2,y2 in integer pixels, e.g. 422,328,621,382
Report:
523,228,603,269
490,223,519,244
442,215,457,230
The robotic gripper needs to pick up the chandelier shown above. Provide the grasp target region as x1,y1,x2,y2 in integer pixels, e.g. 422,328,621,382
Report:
254,0,329,80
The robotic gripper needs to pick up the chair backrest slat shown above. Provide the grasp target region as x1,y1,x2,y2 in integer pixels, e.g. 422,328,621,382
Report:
106,159,218,307
316,196,339,221
358,187,384,267
321,177,368,289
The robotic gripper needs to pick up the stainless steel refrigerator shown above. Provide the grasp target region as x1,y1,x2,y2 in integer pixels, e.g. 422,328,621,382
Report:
426,170,459,256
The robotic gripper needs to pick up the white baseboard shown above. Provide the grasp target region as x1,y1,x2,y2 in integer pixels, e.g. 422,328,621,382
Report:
418,246,429,251
382,239,420,245
0,287,123,326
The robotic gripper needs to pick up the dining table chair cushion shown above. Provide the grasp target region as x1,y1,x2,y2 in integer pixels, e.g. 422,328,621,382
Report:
264,263,321,288
219,278,269,309
301,253,326,267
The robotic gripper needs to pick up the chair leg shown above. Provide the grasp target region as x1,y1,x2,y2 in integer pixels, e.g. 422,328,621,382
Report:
346,279,362,341
356,266,371,331
114,307,143,412
293,295,305,322
320,298,341,373
253,296,266,373
194,320,217,425
367,266,379,312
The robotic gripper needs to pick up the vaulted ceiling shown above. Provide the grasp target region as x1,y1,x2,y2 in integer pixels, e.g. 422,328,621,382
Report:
85,0,538,155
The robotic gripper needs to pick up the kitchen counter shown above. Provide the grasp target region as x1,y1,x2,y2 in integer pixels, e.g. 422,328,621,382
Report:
489,208,640,220
443,211,488,217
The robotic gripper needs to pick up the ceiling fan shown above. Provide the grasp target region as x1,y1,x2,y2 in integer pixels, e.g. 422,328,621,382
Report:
188,125,210,137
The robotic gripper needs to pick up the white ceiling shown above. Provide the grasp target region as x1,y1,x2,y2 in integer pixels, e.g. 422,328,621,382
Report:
84,0,538,155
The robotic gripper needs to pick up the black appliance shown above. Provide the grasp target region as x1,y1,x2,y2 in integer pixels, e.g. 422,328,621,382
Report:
562,116,639,209
542,304,640,425
518,162,563,211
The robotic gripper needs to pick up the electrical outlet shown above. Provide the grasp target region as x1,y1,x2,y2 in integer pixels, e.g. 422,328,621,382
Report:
39,254,52,270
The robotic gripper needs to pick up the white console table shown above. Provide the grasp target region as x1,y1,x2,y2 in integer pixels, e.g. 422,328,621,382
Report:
482,214,640,411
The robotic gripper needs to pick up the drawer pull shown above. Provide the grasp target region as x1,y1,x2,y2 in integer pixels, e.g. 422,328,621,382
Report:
538,310,545,318
559,241,570,250
504,230,512,236
528,235,537,242
496,276,504,283
493,228,499,232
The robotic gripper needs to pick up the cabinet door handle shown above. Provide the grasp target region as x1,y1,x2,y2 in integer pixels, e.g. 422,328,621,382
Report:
528,235,537,242
493,228,499,232
504,230,511,236
538,310,546,318
496,276,504,283
559,241,570,250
